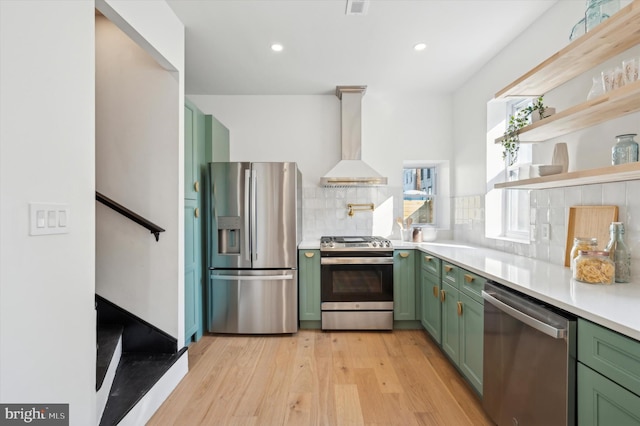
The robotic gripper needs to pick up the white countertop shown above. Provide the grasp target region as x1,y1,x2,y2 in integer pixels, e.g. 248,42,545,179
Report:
299,239,640,341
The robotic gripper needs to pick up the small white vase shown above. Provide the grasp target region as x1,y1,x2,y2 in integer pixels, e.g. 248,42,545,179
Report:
552,142,569,173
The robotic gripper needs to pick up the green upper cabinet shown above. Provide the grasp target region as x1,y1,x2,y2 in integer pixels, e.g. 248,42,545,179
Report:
298,250,321,322
394,250,416,321
184,101,201,201
206,114,230,163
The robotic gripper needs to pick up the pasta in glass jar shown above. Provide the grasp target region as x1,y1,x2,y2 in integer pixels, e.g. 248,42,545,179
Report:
570,237,598,270
573,250,615,285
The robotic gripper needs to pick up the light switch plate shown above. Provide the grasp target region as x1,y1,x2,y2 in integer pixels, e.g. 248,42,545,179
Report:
30,203,69,236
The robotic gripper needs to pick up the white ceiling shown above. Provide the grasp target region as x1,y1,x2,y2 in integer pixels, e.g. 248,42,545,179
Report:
167,0,558,96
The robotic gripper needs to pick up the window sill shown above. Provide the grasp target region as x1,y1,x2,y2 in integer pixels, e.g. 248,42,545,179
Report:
486,234,531,245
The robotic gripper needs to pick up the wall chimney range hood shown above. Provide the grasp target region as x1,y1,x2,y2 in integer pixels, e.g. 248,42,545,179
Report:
320,86,388,187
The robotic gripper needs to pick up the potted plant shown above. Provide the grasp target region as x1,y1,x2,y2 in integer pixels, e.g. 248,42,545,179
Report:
502,96,553,166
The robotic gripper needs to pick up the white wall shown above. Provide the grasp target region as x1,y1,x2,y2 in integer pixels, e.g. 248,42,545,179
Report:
190,91,453,238
0,1,96,424
95,2,185,341
1,2,184,424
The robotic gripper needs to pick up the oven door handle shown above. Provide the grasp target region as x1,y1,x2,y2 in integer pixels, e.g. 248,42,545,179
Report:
321,257,394,265
482,290,567,339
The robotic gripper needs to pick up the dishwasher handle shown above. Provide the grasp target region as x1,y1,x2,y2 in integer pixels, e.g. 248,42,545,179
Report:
482,290,567,339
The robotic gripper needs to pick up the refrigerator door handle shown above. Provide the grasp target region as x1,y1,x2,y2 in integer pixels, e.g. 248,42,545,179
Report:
244,169,251,262
251,169,258,262
210,274,294,281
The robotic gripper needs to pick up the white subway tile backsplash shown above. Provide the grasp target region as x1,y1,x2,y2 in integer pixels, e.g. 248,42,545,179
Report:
452,180,640,276
581,184,603,205
564,187,582,207
536,191,549,208
549,188,565,208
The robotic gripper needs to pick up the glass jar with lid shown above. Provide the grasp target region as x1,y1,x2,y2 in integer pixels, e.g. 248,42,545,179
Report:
570,237,598,270
612,133,639,165
573,250,615,284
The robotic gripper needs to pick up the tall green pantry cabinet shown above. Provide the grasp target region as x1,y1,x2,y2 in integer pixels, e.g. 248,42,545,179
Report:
184,100,229,345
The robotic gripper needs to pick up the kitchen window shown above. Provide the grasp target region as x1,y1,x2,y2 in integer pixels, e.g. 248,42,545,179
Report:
403,166,436,225
504,99,531,240
485,98,531,243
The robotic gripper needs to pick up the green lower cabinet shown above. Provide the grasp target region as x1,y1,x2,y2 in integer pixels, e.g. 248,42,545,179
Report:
298,250,321,322
578,362,640,425
440,280,484,395
421,269,441,343
459,291,483,395
394,250,416,321
441,281,460,362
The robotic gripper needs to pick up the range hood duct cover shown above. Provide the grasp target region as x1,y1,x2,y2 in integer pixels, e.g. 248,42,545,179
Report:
320,86,388,187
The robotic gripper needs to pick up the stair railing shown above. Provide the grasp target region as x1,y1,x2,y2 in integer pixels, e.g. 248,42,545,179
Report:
96,191,165,241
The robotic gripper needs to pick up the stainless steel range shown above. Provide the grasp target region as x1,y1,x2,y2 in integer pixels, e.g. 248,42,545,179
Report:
320,236,394,330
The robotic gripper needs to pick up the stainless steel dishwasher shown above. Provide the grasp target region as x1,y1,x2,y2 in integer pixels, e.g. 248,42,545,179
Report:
482,281,576,426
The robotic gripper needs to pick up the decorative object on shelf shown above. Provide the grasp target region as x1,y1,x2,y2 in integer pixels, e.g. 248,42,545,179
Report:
623,57,639,84
587,75,605,100
552,142,569,173
605,221,631,283
570,0,620,41
586,0,620,32
538,165,563,176
611,133,639,165
570,17,586,41
502,96,550,166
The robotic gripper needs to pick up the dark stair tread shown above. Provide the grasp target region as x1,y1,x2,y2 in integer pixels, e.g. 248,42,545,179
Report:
97,325,124,391
99,349,186,426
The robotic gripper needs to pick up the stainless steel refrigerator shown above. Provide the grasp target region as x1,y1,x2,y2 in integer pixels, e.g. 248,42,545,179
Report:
206,162,301,334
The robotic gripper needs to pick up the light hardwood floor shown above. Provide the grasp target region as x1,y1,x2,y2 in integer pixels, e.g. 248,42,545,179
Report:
148,330,494,425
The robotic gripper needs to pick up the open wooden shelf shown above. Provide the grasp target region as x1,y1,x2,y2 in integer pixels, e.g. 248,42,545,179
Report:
495,1,640,98
494,162,640,190
494,78,640,144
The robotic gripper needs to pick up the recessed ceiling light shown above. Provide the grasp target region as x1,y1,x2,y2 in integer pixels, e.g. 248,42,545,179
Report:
271,43,283,52
414,43,427,51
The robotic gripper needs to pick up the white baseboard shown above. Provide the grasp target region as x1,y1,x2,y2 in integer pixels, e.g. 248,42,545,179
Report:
116,349,189,426
96,335,123,425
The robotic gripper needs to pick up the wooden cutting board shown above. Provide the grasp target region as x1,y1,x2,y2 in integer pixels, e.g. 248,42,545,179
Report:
564,205,618,267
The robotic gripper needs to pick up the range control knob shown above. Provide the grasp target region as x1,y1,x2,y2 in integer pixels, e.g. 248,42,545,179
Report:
372,241,378,247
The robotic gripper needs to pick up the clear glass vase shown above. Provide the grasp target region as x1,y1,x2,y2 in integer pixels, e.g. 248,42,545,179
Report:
611,133,639,165
585,0,620,32
587,75,605,100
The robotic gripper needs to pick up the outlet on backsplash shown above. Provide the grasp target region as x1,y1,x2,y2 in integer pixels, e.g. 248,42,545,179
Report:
541,224,550,241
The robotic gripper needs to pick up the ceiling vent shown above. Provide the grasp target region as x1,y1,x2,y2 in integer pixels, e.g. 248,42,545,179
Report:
346,0,369,16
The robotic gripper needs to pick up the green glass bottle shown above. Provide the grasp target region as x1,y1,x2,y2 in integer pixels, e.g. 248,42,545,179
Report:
605,222,631,283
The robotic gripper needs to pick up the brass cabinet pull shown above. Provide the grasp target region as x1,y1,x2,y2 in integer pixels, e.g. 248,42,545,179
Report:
304,252,315,258
432,286,438,298
194,181,200,192
457,301,463,316
399,252,409,258
425,256,433,262
444,265,453,272
440,289,446,302
464,274,474,283
194,207,200,218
